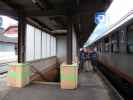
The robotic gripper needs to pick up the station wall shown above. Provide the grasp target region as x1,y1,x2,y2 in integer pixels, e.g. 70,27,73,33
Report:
56,35,67,63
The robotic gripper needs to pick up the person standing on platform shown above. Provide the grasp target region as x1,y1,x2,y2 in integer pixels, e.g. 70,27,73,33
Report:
89,47,97,71
83,48,92,72
79,48,87,72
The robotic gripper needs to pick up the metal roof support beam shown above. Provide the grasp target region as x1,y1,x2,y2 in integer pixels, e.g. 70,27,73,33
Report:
18,15,26,63
67,17,73,64
25,9,66,17
1,0,23,13
73,23,80,56
0,9,17,17
30,18,52,31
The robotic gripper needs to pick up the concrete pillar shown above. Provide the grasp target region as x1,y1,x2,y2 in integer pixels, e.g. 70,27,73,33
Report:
18,15,26,63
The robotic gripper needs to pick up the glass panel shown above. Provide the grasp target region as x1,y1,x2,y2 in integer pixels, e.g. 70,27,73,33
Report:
127,32,133,44
46,33,50,57
54,37,56,56
127,44,133,53
111,33,119,53
34,28,41,59
51,36,54,56
127,33,133,53
42,32,47,58
26,24,35,61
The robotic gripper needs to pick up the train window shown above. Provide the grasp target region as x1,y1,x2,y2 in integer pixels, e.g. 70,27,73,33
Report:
100,41,103,52
127,32,133,53
97,43,100,52
104,38,110,52
118,29,127,53
127,44,133,53
127,25,133,53
111,33,119,53
101,40,105,52
108,36,112,53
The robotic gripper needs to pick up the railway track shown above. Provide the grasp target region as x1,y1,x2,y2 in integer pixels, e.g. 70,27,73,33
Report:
0,61,16,74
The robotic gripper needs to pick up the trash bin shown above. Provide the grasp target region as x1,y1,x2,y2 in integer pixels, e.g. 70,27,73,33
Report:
7,63,31,88
60,63,78,89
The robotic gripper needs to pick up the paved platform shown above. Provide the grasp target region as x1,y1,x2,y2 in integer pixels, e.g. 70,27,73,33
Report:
1,73,122,100
0,62,123,100
0,74,10,100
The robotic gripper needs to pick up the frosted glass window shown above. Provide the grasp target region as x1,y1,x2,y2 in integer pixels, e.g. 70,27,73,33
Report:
34,28,41,59
53,37,55,56
53,37,56,56
26,24,56,60
46,34,50,57
42,32,47,58
26,24,35,61
50,36,53,56
55,38,56,56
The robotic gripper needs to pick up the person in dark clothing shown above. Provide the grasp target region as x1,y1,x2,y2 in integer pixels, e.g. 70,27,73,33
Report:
79,49,84,71
89,48,97,71
79,48,87,71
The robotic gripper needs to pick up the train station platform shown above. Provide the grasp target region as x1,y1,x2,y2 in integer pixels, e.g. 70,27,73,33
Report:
0,63,123,100
0,0,131,100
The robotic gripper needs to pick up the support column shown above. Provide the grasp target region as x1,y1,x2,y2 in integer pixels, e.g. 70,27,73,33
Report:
18,15,26,63
67,17,73,64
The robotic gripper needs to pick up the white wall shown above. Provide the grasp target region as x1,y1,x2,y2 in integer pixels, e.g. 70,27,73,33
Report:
56,35,67,63
56,27,78,64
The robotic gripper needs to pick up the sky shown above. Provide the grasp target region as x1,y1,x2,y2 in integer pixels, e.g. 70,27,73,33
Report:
84,0,133,47
0,15,18,29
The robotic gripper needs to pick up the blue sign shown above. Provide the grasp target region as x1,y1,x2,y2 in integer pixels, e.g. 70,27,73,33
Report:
0,17,3,27
95,12,105,24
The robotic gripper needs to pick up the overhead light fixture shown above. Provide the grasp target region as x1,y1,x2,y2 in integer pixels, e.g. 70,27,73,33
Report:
51,29,67,34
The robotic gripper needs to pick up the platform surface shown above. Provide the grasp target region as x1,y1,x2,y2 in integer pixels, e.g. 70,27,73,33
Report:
0,62,123,100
